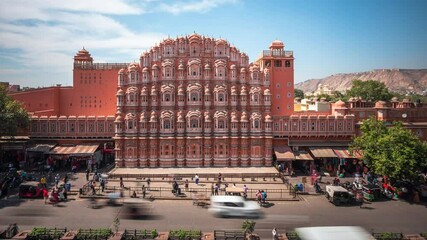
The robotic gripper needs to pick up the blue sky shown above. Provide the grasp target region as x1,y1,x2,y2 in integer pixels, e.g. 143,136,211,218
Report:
0,0,426,88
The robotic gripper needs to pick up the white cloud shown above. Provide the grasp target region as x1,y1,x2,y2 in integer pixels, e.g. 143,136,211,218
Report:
158,0,238,14
0,0,239,87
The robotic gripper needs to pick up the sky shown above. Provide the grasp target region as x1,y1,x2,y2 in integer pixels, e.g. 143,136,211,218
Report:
0,0,426,88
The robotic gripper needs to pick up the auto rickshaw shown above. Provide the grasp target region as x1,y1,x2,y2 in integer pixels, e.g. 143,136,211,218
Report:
325,185,355,206
18,181,44,198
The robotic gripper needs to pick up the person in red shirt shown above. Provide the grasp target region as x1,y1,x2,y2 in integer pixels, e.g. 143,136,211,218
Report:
42,188,49,204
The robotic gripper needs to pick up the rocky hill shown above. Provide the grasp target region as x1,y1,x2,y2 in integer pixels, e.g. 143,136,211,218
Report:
295,69,427,94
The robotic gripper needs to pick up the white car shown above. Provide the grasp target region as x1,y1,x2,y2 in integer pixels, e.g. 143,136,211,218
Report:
208,195,261,218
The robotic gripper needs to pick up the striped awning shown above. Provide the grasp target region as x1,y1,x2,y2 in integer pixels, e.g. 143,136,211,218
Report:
309,147,337,158
294,151,314,160
274,146,295,161
27,144,56,153
49,144,99,156
332,147,363,159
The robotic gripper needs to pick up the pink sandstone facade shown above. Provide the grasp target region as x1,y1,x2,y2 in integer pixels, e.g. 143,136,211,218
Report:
6,33,427,169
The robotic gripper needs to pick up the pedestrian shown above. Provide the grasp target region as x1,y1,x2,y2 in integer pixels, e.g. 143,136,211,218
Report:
217,173,222,182
185,179,189,191
142,185,146,198
55,174,60,188
261,190,267,204
146,178,151,191
243,184,248,194
100,178,105,192
91,181,96,195
195,174,199,185
272,228,279,240
64,174,68,185
357,191,364,208
86,169,90,181
214,184,219,196
43,188,49,204
211,183,214,195
40,176,47,188
120,177,124,188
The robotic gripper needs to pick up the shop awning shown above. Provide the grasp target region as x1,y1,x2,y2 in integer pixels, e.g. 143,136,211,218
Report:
49,144,99,156
332,147,363,159
274,146,295,161
71,144,99,156
294,151,314,160
308,147,337,158
27,144,56,153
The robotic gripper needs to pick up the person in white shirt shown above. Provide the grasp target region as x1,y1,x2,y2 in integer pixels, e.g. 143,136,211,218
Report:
272,228,278,240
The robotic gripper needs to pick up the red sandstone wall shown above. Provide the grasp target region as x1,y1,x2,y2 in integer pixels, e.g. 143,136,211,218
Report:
10,87,61,116
271,61,294,116
67,68,118,116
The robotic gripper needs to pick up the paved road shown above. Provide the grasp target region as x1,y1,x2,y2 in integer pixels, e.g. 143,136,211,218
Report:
1,192,427,239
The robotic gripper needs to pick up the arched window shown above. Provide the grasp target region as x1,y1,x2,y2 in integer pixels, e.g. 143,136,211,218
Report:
163,119,171,129
285,60,291,67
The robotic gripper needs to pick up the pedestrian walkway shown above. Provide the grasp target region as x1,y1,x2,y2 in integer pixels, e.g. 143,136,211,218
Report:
77,167,299,201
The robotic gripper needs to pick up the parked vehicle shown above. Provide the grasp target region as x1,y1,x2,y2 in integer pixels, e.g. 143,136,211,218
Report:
325,185,354,206
362,184,381,201
209,195,261,218
18,181,44,198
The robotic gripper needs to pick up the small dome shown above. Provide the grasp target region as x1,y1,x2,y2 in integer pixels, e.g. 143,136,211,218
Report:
204,85,210,95
265,114,272,122
240,86,247,95
348,97,355,102
240,112,248,122
151,86,157,95
140,113,146,122
177,111,184,122
231,112,238,122
178,85,184,95
230,64,236,70
204,63,211,70
240,68,246,73
114,115,123,123
335,100,345,107
269,39,284,48
231,86,237,95
128,62,138,71
204,112,211,122
178,63,185,70
150,111,157,122
152,64,158,70
118,68,125,74
263,89,271,95
375,100,387,108
391,97,399,102
140,86,148,95
402,98,410,103
116,89,124,96
142,67,149,72
250,65,260,71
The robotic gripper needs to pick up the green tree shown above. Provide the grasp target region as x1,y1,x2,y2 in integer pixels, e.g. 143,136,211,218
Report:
294,89,305,99
345,79,393,102
350,117,427,182
0,86,30,137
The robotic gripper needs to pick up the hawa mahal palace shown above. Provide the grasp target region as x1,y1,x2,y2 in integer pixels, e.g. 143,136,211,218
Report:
7,33,427,169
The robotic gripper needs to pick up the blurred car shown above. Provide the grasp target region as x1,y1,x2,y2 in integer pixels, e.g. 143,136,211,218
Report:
295,226,373,240
120,198,153,219
208,195,261,218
